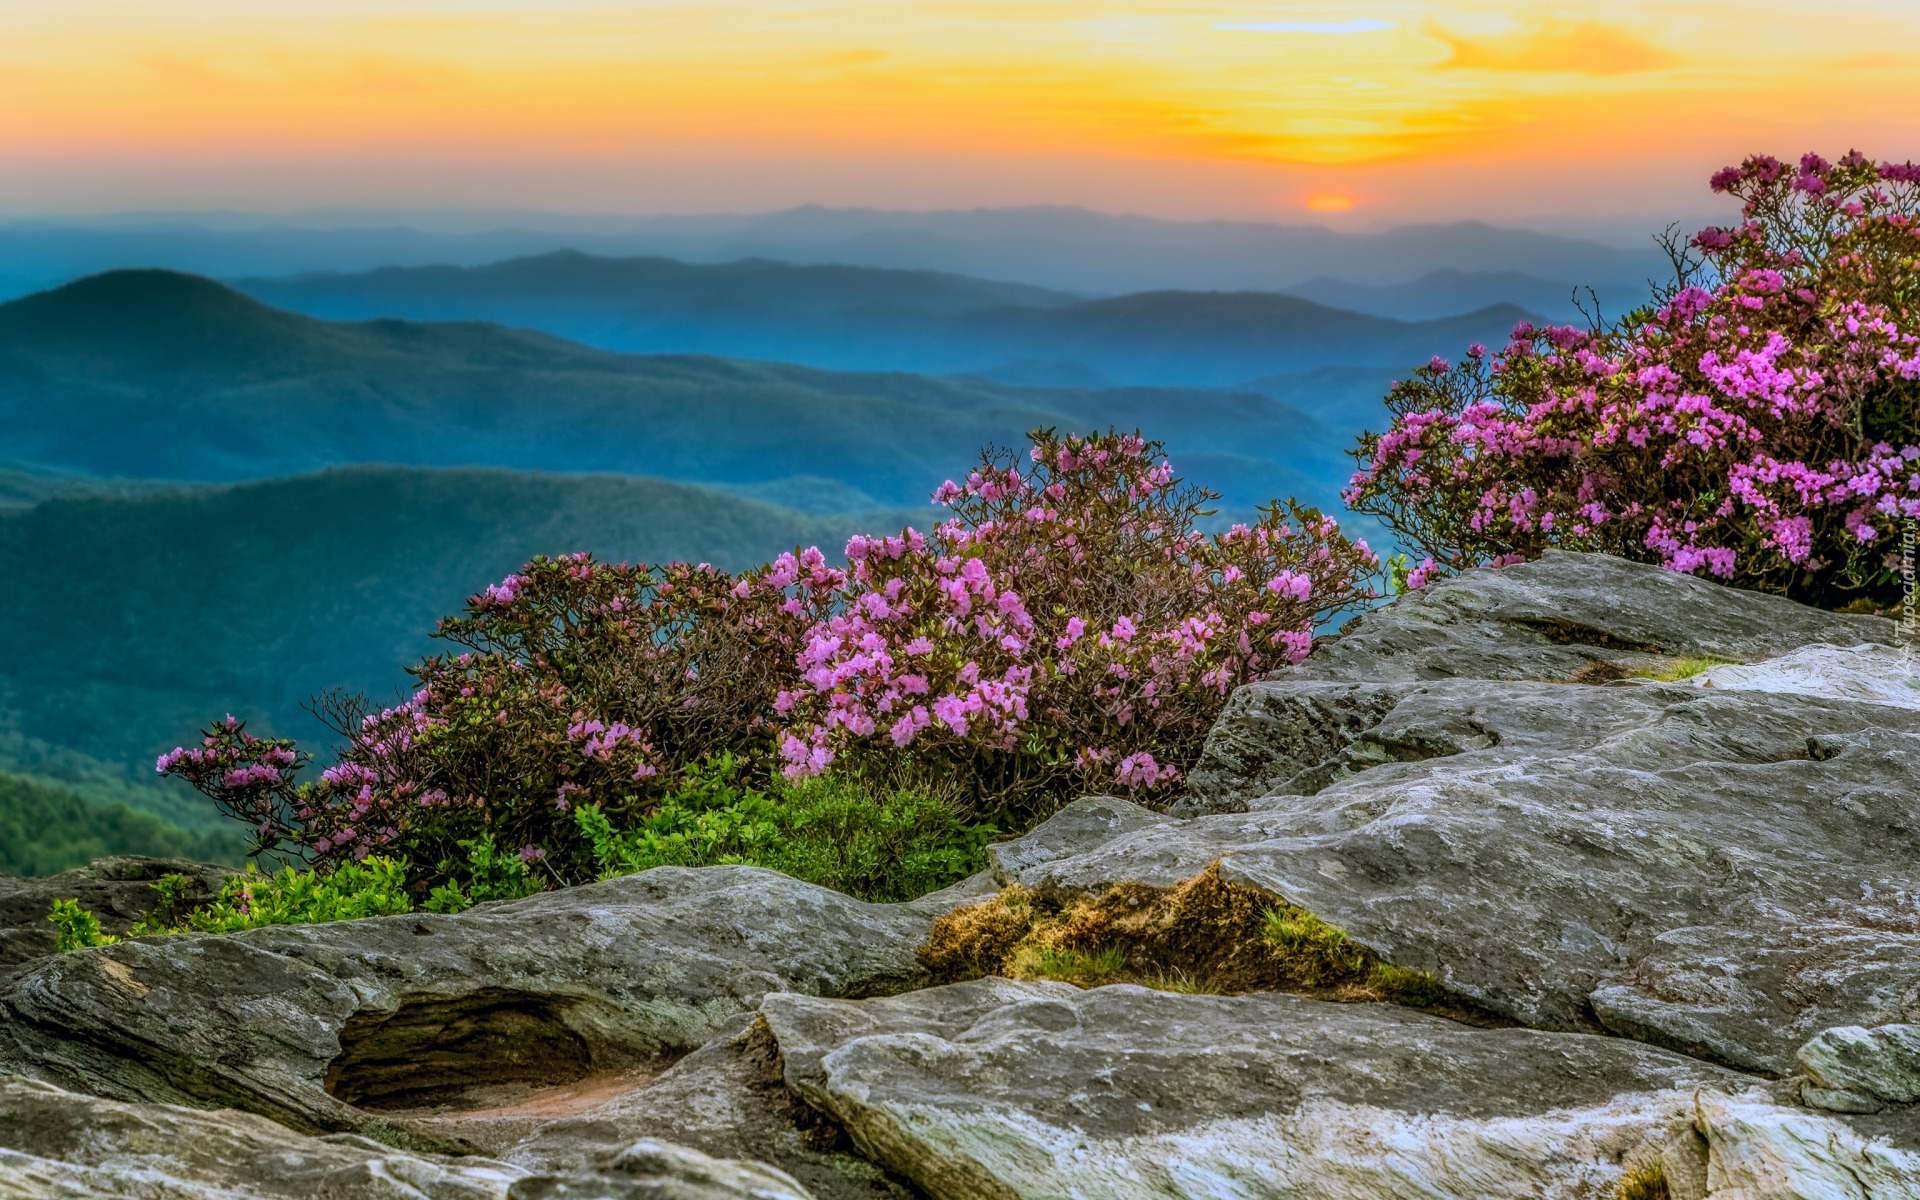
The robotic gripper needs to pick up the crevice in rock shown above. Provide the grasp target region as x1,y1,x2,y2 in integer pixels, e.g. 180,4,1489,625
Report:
1508,618,1662,654
324,988,649,1111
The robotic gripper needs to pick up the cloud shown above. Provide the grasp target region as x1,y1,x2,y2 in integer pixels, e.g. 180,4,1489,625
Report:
1434,21,1678,75
1213,18,1393,34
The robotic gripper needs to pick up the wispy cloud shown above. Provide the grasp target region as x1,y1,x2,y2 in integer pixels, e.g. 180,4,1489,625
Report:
1434,21,1678,75
1213,18,1393,34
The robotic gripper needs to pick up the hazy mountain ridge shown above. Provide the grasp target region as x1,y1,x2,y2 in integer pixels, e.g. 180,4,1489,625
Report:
0,269,1361,508
230,251,1530,385
0,206,1677,303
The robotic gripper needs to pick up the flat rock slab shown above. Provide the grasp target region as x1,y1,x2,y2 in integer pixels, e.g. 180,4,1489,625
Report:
1687,642,1920,710
1292,549,1896,686
503,1014,919,1200
0,865,949,1140
0,1072,524,1199
0,1073,817,1200
0,856,236,971
760,979,1751,1200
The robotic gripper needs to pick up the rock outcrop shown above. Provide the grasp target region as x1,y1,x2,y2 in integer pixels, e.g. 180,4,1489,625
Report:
0,1072,823,1200
762,978,1760,1200
0,1073,525,1199
1013,554,1920,1080
0,866,956,1142
8,550,1920,1199
0,856,235,971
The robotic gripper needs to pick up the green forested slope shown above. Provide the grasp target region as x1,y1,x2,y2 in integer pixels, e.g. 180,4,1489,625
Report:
0,465,915,799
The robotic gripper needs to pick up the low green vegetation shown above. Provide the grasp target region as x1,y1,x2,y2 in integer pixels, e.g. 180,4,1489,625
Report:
575,758,997,904
0,772,243,876
48,898,115,952
48,760,995,947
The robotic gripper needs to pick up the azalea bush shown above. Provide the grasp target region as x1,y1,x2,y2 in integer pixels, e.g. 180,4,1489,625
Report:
776,428,1379,816
161,428,1378,886
159,553,840,874
1347,150,1920,607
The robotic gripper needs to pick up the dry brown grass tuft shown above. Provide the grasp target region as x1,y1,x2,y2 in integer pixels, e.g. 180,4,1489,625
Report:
1617,1160,1671,1200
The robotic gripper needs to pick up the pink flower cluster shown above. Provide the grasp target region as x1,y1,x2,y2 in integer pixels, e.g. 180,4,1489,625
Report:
776,429,1378,801
1348,150,1920,603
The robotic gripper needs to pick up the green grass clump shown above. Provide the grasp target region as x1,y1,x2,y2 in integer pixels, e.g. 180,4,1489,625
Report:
1633,655,1738,682
1010,944,1129,984
576,757,996,903
1261,907,1370,984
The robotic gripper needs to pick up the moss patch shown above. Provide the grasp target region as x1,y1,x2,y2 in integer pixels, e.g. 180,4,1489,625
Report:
1633,655,1738,682
920,861,1505,1021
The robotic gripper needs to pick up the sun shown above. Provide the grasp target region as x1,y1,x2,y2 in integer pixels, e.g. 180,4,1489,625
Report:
1305,192,1356,212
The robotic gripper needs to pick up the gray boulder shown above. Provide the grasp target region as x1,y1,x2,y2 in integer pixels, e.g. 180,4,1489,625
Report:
1013,552,1920,1075
0,866,954,1142
759,979,1750,1200
0,856,236,970
503,1015,917,1200
1183,551,1896,815
1295,549,1893,685
0,1072,523,1199
1798,1024,1920,1111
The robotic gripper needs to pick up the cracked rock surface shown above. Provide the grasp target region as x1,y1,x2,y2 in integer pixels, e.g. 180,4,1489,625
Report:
762,978,1748,1200
0,866,963,1141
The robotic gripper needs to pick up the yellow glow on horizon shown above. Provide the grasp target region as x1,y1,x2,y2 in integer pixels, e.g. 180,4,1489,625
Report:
3,2,1918,217
1306,193,1357,212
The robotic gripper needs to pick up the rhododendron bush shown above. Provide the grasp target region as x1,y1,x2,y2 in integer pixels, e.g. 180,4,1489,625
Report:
778,429,1379,813
161,429,1377,881
1347,151,1920,607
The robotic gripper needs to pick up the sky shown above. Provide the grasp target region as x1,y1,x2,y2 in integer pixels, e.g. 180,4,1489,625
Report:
5,1,1919,229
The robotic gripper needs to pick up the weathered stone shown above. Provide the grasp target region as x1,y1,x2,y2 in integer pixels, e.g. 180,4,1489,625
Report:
1688,642,1920,710
1295,550,1895,685
508,1140,815,1200
0,866,959,1141
1182,551,1897,816
499,1015,919,1200
1029,557,1920,1075
0,856,236,971
1798,1024,1920,1107
759,979,1751,1200
1692,1089,1920,1198
985,796,1160,885
0,1072,524,1198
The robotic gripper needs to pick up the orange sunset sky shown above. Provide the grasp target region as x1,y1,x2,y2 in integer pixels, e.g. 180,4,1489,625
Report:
5,1,1919,226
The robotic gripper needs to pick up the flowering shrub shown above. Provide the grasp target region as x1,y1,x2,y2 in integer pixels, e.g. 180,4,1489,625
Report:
777,429,1379,816
162,428,1377,881
161,554,839,876
1347,151,1920,606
